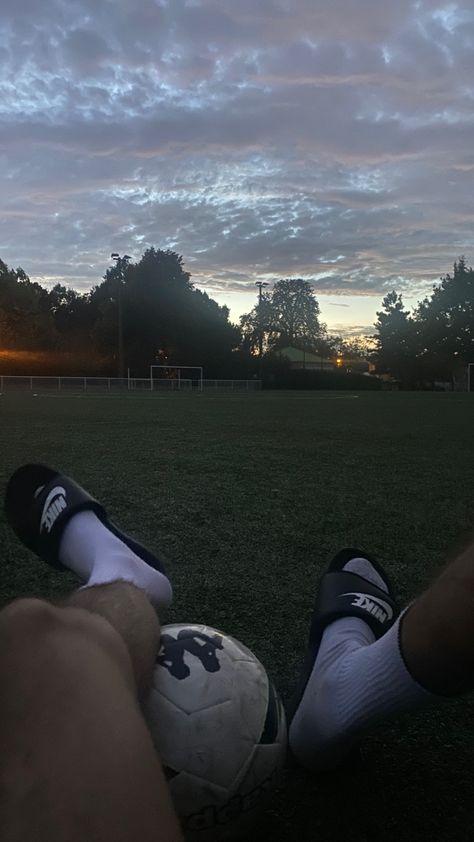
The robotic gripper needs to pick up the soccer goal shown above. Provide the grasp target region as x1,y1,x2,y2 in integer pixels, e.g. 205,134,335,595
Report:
150,365,203,392
468,363,474,393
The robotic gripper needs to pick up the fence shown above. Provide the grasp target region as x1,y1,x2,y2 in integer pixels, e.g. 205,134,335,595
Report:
0,376,261,394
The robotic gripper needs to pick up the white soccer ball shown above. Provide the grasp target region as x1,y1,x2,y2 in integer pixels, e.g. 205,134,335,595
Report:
144,623,287,840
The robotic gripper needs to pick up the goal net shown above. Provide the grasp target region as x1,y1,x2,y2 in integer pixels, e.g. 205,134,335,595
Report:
150,365,203,392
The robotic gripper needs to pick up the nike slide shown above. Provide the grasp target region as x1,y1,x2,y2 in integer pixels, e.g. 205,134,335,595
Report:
4,463,167,575
286,548,400,724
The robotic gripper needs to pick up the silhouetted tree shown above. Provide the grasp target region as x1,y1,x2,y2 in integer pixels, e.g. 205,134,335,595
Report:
0,260,55,350
42,284,97,350
268,279,323,349
91,248,240,375
240,279,325,354
239,293,273,355
374,291,417,383
415,257,474,382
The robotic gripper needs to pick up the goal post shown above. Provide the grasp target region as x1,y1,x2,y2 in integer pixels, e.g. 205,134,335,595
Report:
468,363,474,393
150,365,203,392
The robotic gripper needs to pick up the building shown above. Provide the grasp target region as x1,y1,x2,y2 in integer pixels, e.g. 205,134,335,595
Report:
278,346,335,371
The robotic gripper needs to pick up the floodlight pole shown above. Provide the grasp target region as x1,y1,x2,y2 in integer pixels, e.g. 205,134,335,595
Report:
255,282,269,381
111,253,131,379
255,282,269,358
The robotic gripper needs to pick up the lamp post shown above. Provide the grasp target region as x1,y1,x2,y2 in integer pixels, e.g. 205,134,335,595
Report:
111,253,131,379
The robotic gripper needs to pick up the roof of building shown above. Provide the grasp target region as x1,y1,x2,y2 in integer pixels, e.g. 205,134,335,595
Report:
278,346,332,364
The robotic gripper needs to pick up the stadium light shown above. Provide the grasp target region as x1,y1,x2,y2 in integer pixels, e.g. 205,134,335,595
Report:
111,252,132,379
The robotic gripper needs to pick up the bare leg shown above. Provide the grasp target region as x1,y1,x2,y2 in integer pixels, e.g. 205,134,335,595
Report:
60,582,162,700
401,540,474,695
0,583,183,842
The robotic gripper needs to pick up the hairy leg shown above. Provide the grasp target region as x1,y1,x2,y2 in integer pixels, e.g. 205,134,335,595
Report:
401,540,474,695
0,583,182,842
60,582,162,699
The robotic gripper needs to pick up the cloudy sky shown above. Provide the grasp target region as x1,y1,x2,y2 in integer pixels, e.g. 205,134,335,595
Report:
1,0,474,335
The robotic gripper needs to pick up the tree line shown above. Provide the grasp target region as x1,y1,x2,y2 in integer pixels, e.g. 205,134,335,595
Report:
0,249,360,377
0,247,472,384
0,249,240,377
374,258,474,386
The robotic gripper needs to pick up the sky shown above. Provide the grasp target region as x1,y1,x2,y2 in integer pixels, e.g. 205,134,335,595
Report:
1,0,474,337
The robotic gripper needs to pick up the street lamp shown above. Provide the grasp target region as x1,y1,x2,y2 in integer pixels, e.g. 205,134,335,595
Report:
111,253,131,379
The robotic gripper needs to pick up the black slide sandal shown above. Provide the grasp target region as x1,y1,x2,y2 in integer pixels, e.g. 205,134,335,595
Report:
286,548,400,725
5,463,168,575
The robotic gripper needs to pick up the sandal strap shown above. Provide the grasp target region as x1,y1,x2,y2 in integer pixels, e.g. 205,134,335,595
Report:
17,475,105,569
313,570,398,641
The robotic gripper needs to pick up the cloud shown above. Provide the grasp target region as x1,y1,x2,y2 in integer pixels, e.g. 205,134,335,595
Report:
0,0,473,326
330,323,375,338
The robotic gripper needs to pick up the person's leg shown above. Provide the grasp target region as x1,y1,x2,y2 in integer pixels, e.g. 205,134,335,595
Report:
0,582,183,842
4,464,173,612
400,539,474,695
289,540,474,771
61,580,163,699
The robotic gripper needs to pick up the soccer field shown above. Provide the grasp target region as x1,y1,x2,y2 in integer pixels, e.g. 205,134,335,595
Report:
1,390,473,841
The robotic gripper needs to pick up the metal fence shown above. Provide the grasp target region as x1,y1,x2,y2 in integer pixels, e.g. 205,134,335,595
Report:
0,376,261,394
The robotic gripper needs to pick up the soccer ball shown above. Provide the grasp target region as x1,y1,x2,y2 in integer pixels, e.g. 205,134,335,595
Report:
144,624,287,840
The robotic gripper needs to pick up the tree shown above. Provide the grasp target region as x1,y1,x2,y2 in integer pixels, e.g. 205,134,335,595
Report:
91,248,240,375
179,287,241,373
268,279,324,350
325,334,373,362
332,336,372,358
374,291,417,383
240,279,325,354
42,285,97,351
415,257,474,381
0,260,55,350
239,293,273,355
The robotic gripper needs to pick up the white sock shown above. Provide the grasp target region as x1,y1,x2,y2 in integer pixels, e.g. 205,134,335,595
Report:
289,557,437,771
58,511,172,611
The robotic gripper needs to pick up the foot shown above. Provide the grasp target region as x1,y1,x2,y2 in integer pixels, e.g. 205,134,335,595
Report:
5,464,172,610
288,549,399,770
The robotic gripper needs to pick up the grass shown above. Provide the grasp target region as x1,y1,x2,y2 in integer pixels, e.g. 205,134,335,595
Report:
1,390,473,841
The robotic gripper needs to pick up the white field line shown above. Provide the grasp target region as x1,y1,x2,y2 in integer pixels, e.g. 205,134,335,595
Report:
1,391,360,400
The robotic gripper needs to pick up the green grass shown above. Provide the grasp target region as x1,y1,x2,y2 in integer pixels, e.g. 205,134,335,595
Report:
1,390,473,841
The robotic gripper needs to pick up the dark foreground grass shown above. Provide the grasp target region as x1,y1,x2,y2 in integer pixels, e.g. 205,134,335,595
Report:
1,390,473,841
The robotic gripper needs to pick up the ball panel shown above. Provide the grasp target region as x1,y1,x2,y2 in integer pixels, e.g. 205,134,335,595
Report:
154,625,233,714
143,623,287,840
